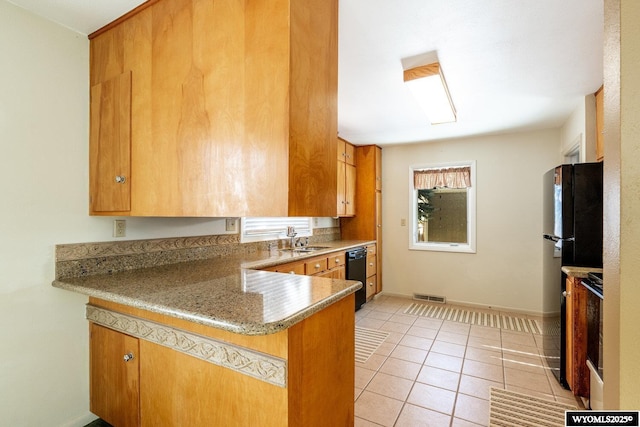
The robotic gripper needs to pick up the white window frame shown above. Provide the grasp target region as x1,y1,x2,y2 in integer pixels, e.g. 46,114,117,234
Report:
240,217,313,243
409,160,477,253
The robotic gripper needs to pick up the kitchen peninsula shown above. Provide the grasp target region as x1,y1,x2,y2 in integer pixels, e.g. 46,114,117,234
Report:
53,239,369,427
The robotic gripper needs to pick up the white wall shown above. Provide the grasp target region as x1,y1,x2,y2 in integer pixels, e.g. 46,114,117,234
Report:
560,95,598,162
0,3,229,426
381,130,560,313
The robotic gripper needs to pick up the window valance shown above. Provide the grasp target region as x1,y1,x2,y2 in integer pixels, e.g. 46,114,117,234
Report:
413,166,471,190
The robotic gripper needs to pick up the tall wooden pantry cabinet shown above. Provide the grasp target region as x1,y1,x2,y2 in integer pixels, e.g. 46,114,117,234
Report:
341,145,382,297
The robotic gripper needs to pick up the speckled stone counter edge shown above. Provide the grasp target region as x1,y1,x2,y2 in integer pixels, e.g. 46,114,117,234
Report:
54,278,362,335
562,265,603,278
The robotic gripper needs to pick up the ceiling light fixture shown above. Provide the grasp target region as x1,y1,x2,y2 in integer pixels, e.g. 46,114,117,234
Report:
403,62,456,124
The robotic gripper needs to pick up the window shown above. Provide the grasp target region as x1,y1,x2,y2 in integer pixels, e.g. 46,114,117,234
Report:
241,217,312,243
409,161,476,253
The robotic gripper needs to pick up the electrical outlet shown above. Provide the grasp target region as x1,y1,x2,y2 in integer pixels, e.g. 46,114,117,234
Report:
225,218,238,232
113,219,126,238
400,218,406,226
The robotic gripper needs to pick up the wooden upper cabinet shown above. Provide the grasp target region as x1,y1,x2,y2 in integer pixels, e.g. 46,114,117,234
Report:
90,71,132,214
337,138,356,217
375,145,382,191
337,137,346,162
287,0,338,217
89,0,336,217
595,86,604,162
345,142,355,166
342,145,382,241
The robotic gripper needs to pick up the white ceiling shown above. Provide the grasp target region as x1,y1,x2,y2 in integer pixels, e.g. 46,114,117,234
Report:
7,0,604,146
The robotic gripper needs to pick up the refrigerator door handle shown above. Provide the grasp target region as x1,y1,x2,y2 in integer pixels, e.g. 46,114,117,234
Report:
543,234,575,243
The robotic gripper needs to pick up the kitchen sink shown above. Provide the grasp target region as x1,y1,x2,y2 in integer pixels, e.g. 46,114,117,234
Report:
280,246,330,253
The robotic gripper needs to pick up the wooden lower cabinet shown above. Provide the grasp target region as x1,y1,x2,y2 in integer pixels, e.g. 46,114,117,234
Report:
365,275,377,300
565,276,590,397
365,244,377,301
90,323,140,427
89,296,354,426
263,251,346,279
264,260,306,275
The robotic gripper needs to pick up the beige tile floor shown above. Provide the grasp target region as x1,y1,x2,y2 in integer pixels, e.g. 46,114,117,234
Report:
354,295,583,426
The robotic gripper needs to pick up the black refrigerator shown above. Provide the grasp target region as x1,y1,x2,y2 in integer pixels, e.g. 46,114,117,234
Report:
542,162,603,387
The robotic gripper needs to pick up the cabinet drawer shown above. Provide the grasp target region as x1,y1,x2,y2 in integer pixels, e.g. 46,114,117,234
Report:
305,258,328,275
366,275,377,300
328,254,345,268
366,244,376,256
268,261,306,275
366,254,377,278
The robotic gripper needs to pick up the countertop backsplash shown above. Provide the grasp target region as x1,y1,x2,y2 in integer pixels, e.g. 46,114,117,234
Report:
55,226,341,279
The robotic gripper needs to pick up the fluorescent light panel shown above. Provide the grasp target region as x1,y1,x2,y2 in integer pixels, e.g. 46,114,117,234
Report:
404,62,456,124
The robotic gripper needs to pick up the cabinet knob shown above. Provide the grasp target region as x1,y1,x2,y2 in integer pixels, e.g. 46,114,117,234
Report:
369,262,374,266
123,352,135,362
115,175,127,184
315,264,321,269
335,258,340,263
289,271,296,274
562,291,570,297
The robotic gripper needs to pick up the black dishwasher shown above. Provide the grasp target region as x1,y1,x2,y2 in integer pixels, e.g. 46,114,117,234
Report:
346,247,367,310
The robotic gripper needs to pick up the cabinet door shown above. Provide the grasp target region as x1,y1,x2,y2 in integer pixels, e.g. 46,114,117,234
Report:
90,71,132,214
595,86,604,161
337,160,346,215
345,163,356,216
565,276,590,397
366,275,377,300
565,278,574,390
90,323,139,427
375,145,382,191
330,265,346,279
345,142,356,166
337,137,346,161
375,191,382,293
337,161,356,217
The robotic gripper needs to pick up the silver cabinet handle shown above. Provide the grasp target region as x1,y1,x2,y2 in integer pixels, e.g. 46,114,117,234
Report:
123,352,134,362
115,175,127,184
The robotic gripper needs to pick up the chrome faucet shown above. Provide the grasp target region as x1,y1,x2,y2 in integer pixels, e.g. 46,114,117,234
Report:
286,226,297,249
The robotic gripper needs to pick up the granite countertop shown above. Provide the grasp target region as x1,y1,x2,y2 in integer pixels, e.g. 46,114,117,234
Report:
53,240,373,336
561,265,603,278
